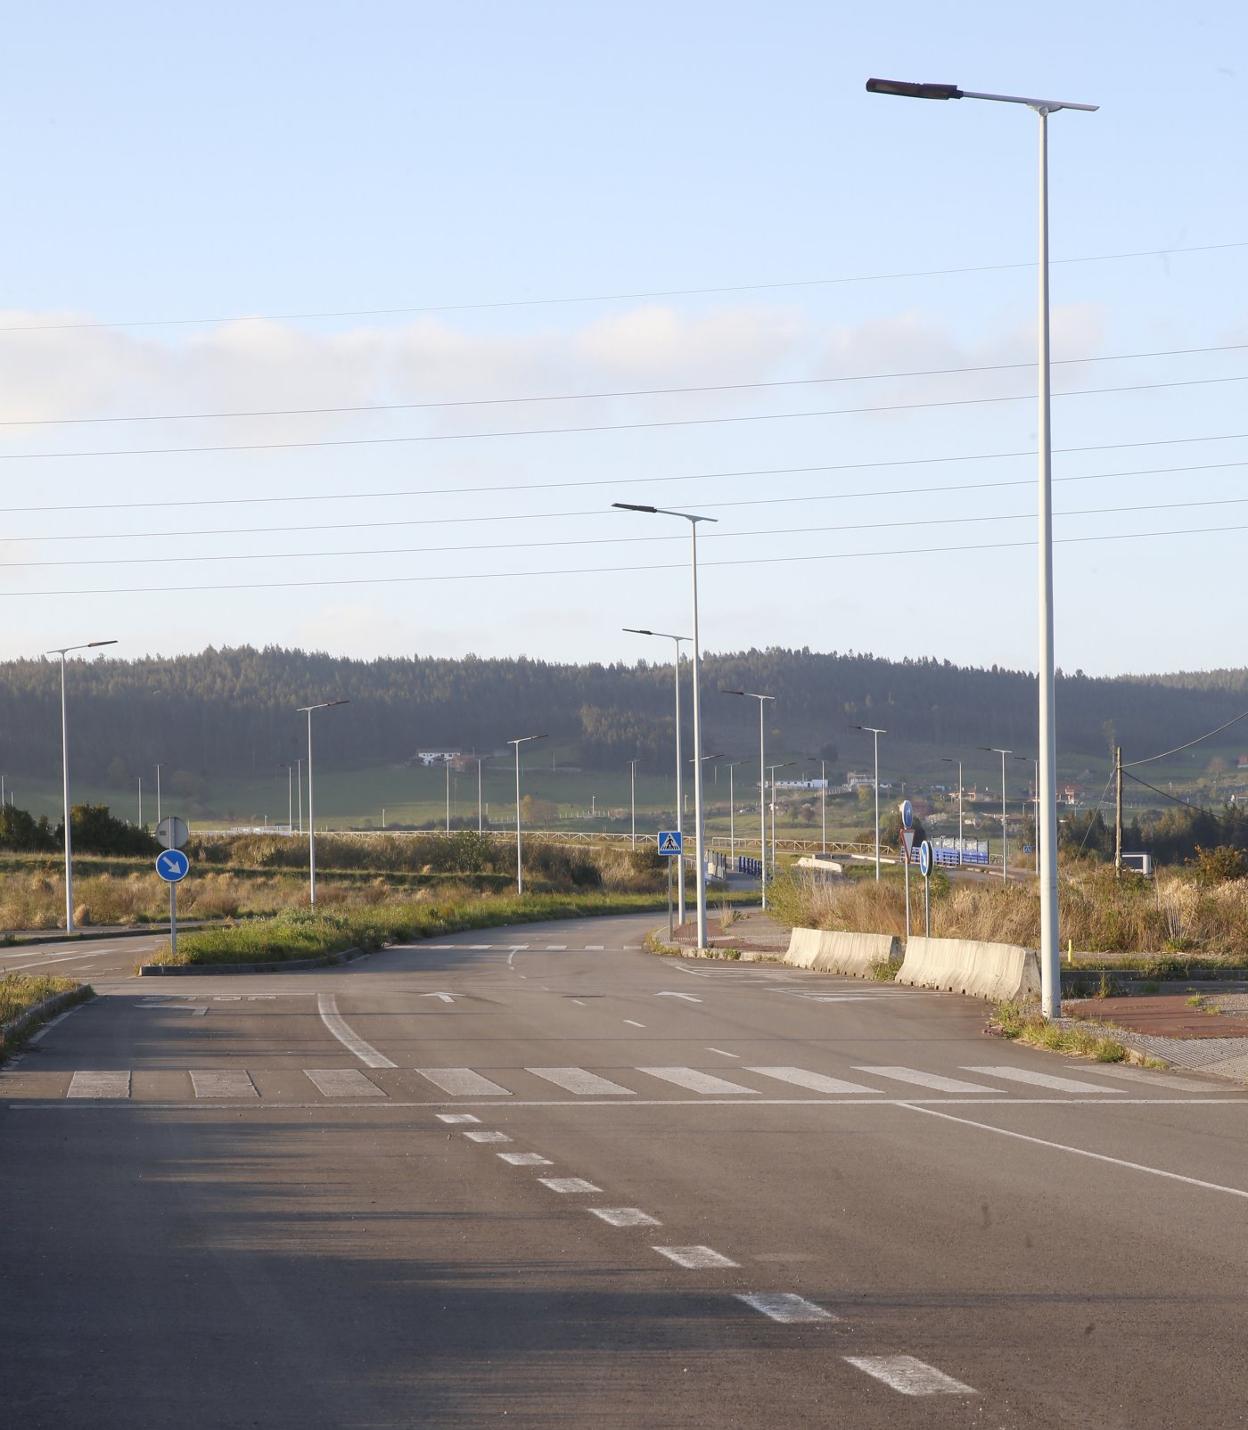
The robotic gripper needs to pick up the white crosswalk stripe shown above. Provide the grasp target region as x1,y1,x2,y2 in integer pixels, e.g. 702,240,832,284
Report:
189,1071,258,1099
1066,1065,1235,1092
854,1066,1003,1094
747,1066,883,1095
963,1066,1127,1094
844,1355,977,1396
737,1292,839,1322
526,1067,636,1096
415,1067,511,1096
637,1066,760,1095
303,1069,385,1098
67,1071,130,1099
653,1245,739,1269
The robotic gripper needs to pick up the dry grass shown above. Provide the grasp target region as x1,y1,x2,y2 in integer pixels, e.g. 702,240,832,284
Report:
769,864,1248,960
993,1001,1127,1062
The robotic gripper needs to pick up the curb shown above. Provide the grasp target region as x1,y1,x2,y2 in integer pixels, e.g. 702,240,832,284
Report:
138,947,372,977
0,985,94,1052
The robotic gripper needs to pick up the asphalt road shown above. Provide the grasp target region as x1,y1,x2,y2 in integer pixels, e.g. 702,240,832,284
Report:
3,911,1246,1428
0,930,165,978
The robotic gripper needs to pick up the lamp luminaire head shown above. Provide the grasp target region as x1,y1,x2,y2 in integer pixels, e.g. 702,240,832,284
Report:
865,77,1097,112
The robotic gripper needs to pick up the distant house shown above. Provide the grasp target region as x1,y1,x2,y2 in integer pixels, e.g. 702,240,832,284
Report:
1061,784,1081,806
847,771,873,789
415,750,461,766
1236,755,1248,769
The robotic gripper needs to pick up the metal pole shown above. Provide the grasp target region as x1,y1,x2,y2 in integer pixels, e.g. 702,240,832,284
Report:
689,521,708,951
156,764,162,825
169,879,177,959
297,759,303,835
673,642,685,927
138,776,143,828
758,703,766,908
629,759,637,849
445,760,450,834
1034,757,1040,875
59,655,73,931
924,869,931,938
729,764,735,861
478,758,484,834
1114,745,1123,878
1001,748,1009,883
514,741,523,895
821,759,827,852
903,833,911,939
874,731,881,881
288,767,293,831
307,709,316,905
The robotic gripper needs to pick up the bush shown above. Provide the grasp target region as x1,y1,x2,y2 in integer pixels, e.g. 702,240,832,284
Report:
1191,845,1247,887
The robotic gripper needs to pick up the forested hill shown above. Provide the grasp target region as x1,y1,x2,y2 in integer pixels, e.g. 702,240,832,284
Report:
2,645,1246,785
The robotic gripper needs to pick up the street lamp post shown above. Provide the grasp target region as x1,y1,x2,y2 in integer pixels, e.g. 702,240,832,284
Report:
727,761,742,864
296,759,303,835
286,765,294,832
628,758,639,849
856,725,887,881
445,760,451,834
46,638,117,931
297,699,350,905
155,763,163,826
942,757,964,866
508,734,546,895
865,76,1095,1018
723,691,776,908
623,626,690,928
981,746,1014,883
477,757,485,834
137,776,143,829
767,761,796,883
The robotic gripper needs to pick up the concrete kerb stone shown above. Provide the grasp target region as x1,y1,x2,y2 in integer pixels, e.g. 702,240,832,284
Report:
138,947,373,977
0,985,94,1053
896,936,1041,1002
783,928,900,977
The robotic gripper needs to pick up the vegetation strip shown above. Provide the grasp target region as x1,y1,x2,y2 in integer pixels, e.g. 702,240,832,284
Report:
0,976,94,1059
992,1001,1128,1063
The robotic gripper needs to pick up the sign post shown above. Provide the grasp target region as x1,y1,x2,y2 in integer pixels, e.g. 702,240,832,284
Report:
155,817,190,958
918,838,933,938
658,830,683,938
899,801,914,940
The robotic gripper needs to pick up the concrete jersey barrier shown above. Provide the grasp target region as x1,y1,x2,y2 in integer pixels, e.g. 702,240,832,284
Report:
895,936,1040,1002
784,928,900,977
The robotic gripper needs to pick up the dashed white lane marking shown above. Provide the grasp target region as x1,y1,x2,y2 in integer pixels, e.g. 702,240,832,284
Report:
585,945,605,951
963,1065,1126,1094
304,1069,385,1098
527,1067,636,1096
315,994,396,1069
66,1071,130,1099
498,1152,552,1166
463,1129,511,1143
904,1102,1248,1200
569,998,587,1006
737,1292,838,1323
1068,1064,1234,1092
653,1245,739,1269
415,1067,512,1096
436,1112,480,1124
656,991,703,1003
190,1071,258,1099
844,1355,977,1396
623,1020,647,1028
856,1066,1001,1094
638,1066,759,1095
538,1177,602,1194
545,945,568,951
590,1207,661,1227
749,1066,883,1095
707,1047,740,1059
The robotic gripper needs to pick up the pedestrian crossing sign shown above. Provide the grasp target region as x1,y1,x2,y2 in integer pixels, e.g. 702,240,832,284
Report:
657,830,683,856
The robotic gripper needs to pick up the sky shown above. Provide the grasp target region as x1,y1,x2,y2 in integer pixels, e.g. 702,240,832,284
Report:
1,0,1245,677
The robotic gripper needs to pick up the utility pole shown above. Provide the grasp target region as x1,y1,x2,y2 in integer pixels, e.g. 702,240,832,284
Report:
820,759,827,853
1114,745,1123,878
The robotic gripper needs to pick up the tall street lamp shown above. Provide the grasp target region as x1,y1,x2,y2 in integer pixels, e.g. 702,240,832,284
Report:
476,756,486,834
298,699,350,905
508,734,546,895
855,725,887,881
46,638,117,931
941,757,964,866
623,626,690,928
767,761,796,883
726,761,743,863
981,746,1014,884
723,690,776,907
865,77,1095,1015
628,758,639,849
155,763,163,826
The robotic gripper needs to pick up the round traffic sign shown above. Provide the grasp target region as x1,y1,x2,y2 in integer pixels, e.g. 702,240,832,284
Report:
155,848,190,883
899,799,914,831
918,839,933,877
156,815,190,850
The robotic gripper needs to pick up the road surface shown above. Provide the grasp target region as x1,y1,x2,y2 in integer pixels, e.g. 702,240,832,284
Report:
2,911,1246,1427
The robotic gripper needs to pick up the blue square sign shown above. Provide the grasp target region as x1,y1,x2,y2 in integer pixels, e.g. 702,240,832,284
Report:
657,830,683,856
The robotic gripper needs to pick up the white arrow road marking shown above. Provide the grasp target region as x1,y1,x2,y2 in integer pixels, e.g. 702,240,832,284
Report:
421,992,456,1003
656,991,703,1003
148,1003,207,1016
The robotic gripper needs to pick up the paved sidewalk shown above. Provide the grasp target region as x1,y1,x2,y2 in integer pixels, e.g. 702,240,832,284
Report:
1062,989,1248,1084
670,908,790,954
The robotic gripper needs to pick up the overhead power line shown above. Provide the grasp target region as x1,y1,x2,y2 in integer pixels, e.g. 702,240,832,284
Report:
0,373,1245,464
1123,708,1248,767
1122,770,1211,813
0,238,1241,334
3,340,1245,429
5,519,1248,599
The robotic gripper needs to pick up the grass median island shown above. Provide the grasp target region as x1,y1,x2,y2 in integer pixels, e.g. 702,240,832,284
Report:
992,1000,1127,1062
145,890,673,967
0,973,92,1056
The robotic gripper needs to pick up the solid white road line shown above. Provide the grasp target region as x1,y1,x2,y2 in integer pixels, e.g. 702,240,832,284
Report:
436,1112,480,1124
498,1152,552,1166
569,998,587,1006
638,1066,760,1095
844,1355,977,1396
736,1292,838,1323
66,1071,130,1099
656,991,703,1003
462,1129,511,1143
303,1069,385,1098
707,1047,740,1059
315,994,396,1069
623,1019,647,1028
527,1067,636,1096
189,1071,258,1099
585,945,605,951
545,945,568,951
538,1177,602,1193
749,1066,884,1095
653,1245,739,1269
904,1102,1248,1200
855,1066,1002,1094
1067,1065,1234,1092
415,1067,512,1096
589,1207,661,1227
27,1006,82,1042
963,1065,1126,1094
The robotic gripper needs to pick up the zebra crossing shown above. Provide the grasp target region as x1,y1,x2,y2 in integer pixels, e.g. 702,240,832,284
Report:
16,1060,1241,1102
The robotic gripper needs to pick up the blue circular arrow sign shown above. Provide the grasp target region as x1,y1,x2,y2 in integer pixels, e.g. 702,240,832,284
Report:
155,848,190,883
918,839,933,878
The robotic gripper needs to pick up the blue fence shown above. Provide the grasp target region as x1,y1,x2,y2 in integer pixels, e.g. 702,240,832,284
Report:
908,846,990,867
736,855,762,876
